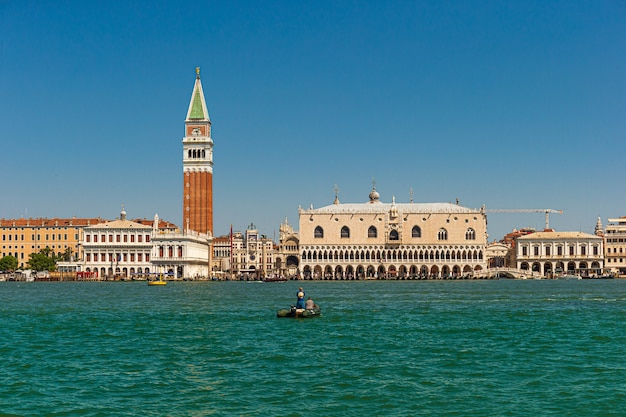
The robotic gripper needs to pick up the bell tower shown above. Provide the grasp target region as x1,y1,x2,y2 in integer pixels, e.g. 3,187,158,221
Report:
182,67,213,235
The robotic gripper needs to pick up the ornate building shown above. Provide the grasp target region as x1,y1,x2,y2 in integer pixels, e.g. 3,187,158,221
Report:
275,217,300,278
515,230,604,277
183,67,213,236
209,225,276,280
151,214,212,280
81,208,155,279
298,186,488,279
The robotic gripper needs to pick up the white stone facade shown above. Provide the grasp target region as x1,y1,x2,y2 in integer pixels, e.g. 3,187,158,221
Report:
515,231,604,277
80,211,210,280
81,210,154,279
150,227,211,279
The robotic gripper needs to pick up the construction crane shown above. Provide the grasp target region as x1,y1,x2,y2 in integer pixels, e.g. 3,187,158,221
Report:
485,209,563,230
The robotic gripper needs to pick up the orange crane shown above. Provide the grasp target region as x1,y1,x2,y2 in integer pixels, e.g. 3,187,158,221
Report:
485,209,563,230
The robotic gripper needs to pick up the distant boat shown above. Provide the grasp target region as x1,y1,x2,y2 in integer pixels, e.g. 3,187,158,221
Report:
557,274,582,280
582,274,615,280
263,276,288,283
148,274,167,286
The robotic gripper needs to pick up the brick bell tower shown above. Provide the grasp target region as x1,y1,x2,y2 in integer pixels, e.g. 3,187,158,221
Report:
182,67,213,235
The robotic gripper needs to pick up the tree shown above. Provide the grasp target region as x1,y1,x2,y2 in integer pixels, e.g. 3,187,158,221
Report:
0,256,18,271
27,248,56,272
59,247,73,262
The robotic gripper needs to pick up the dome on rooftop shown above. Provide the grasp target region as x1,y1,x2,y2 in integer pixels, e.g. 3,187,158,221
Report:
368,187,380,203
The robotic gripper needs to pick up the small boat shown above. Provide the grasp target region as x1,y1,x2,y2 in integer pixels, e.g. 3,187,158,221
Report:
263,276,288,283
277,305,321,318
148,274,167,286
557,274,582,280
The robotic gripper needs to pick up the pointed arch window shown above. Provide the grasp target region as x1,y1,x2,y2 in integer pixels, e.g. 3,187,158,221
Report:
438,228,448,241
412,226,421,238
368,226,377,238
465,228,476,240
389,230,399,240
341,226,350,238
314,226,324,238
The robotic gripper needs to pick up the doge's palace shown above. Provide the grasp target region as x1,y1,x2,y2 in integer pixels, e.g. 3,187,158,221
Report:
298,186,488,280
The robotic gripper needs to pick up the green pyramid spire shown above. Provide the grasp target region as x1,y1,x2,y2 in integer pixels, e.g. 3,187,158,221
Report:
186,67,210,121
189,88,205,119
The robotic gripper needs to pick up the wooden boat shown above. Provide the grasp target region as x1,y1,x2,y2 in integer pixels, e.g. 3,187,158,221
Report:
277,305,321,318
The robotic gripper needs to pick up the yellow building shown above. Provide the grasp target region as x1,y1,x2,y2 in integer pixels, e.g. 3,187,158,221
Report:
0,217,103,269
298,186,488,279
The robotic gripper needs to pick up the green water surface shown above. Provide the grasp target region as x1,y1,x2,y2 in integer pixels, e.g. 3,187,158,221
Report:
1,279,625,416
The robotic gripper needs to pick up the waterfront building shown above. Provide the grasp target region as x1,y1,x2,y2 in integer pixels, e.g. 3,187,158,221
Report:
151,214,212,279
485,242,510,268
81,208,155,279
230,225,275,279
515,230,604,277
1,217,102,269
183,67,214,236
604,216,626,276
298,186,488,279
275,217,300,278
210,226,276,280
211,234,232,278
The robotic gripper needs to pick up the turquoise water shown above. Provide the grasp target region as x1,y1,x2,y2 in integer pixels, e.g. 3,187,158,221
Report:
2,280,626,416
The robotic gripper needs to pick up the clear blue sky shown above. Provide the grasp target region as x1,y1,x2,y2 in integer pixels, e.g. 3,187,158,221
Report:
1,1,625,241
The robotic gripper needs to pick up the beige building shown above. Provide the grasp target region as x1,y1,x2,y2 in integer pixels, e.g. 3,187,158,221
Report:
515,230,604,277
604,216,626,276
235,225,275,279
275,218,300,278
298,186,488,280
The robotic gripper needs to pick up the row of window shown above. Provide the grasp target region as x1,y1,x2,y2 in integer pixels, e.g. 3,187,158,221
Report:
187,149,207,159
520,245,600,257
2,234,77,241
1,227,76,231
606,258,625,263
157,246,184,258
85,234,151,243
314,226,477,241
85,253,150,262
301,248,484,262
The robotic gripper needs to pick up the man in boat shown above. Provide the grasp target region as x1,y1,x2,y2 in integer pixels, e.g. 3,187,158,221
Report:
296,287,305,309
305,297,315,310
